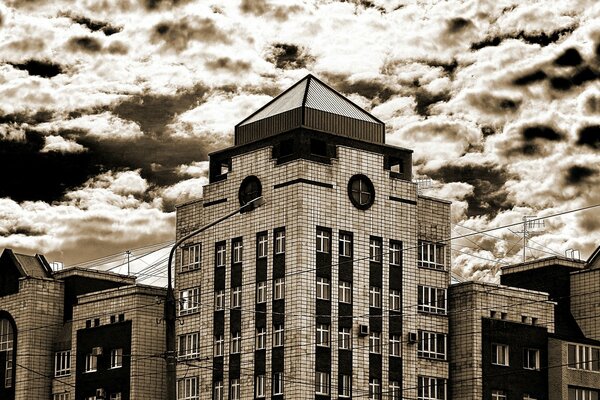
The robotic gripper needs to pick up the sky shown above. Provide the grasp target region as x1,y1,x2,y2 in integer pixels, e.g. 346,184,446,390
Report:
0,0,599,282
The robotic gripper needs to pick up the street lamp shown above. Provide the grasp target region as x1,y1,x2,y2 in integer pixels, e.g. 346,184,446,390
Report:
165,196,265,400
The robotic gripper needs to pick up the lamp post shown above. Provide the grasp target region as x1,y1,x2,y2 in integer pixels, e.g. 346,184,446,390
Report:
165,197,265,400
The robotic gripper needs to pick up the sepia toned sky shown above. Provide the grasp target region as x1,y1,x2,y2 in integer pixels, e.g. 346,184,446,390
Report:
0,0,599,282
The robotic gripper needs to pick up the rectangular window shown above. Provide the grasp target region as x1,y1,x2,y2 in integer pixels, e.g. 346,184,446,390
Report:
84,354,97,373
316,324,330,347
492,390,507,400
492,343,509,366
568,388,599,400
257,233,268,258
316,277,331,300
215,242,226,267
275,229,286,254
230,378,240,400
231,286,242,308
390,381,401,400
255,375,266,398
110,394,121,400
369,331,381,354
215,290,225,311
418,376,446,400
178,287,200,316
418,240,445,270
369,378,381,400
179,333,200,359
232,239,243,264
369,237,382,262
390,289,401,311
339,281,352,304
418,286,447,315
272,372,283,395
214,335,224,357
523,348,540,370
53,394,70,400
110,348,123,368
273,324,284,347
273,278,285,300
339,232,353,257
389,241,402,266
177,377,199,400
369,286,381,308
231,331,241,354
568,343,600,371
256,281,267,304
256,327,266,350
315,372,330,395
390,335,401,357
214,381,223,400
340,374,351,398
316,228,331,253
54,351,71,377
339,327,351,350
181,244,201,272
418,331,447,360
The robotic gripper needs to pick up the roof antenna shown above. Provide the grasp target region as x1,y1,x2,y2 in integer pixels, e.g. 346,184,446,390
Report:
125,250,131,275
517,216,545,262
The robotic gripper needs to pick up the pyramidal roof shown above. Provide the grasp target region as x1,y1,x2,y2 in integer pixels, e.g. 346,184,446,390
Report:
234,75,384,145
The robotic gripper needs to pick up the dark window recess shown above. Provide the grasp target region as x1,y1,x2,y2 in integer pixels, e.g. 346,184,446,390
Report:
310,139,327,157
94,318,100,327
86,320,92,328
110,315,116,324
385,156,406,179
118,314,125,322
279,139,294,157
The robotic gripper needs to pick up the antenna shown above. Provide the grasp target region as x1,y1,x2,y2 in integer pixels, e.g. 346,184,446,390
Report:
125,250,131,275
565,248,581,260
516,216,546,262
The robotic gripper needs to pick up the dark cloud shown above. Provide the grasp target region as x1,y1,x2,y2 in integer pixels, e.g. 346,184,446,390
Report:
446,17,473,34
500,125,564,158
512,70,547,86
0,110,54,125
0,225,47,237
576,125,600,149
471,25,576,50
321,73,397,102
427,59,459,76
549,66,599,91
481,126,496,137
565,165,596,184
550,76,572,91
342,0,387,13
143,0,191,10
414,89,451,116
205,57,251,73
67,36,103,53
554,48,582,67
63,13,122,36
266,43,315,70
107,41,128,55
10,60,63,78
152,18,230,51
240,0,270,15
467,91,520,115
522,125,563,141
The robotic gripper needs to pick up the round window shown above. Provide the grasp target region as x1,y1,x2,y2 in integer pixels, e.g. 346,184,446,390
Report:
347,174,375,210
238,175,262,208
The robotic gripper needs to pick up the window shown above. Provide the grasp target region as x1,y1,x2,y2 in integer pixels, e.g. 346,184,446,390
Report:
316,229,331,253
339,327,351,350
55,351,71,377
110,393,121,400
418,331,447,360
214,381,223,400
178,377,199,400
274,278,285,300
214,335,224,357
272,372,283,395
418,286,447,315
178,287,200,315
256,281,267,304
84,354,97,373
501,312,507,320
339,232,353,257
339,281,352,304
315,372,330,395
568,344,600,371
177,332,200,358
273,324,284,347
532,317,538,325
230,378,240,400
390,381,401,400
53,394,70,400
231,331,241,354
418,240,445,270
232,240,243,264
340,374,351,398
215,242,226,267
418,376,446,400
568,388,599,400
231,286,242,308
492,390,507,400
316,324,330,347
181,244,201,272
215,290,225,311
523,348,540,370
390,289,401,311
348,174,375,210
369,378,381,400
257,233,268,258
275,229,286,254
256,375,266,398
0,319,13,388
256,327,266,350
389,241,402,266
492,343,509,366
316,277,331,300
369,331,381,354
369,286,381,308
390,335,401,356
369,237,382,262
110,348,123,368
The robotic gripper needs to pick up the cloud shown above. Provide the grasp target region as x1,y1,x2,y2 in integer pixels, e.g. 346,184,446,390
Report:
39,112,144,140
176,161,209,178
40,135,86,153
151,16,230,51
62,12,122,36
265,43,315,70
10,60,63,78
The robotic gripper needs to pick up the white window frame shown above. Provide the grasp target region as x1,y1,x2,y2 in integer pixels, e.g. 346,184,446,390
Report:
232,240,243,264
339,233,352,257
340,374,351,398
390,289,401,311
315,371,330,395
256,327,267,350
568,387,599,400
230,378,240,400
257,234,268,258
418,331,447,360
177,377,199,400
110,393,121,400
390,380,401,400
523,348,540,370
568,343,600,371
369,331,381,354
231,286,242,309
273,278,285,300
339,327,351,350
389,241,402,266
418,376,446,400
369,238,382,262
491,343,509,366
179,333,199,359
255,374,266,398
339,281,352,304
256,281,267,304
231,331,241,354
215,289,225,311
369,378,381,400
53,394,70,400
316,324,330,347
316,229,331,253
216,243,226,267
275,229,286,254
181,244,201,272
213,381,223,400
272,372,283,395
390,335,401,357
54,350,71,377
273,324,284,347
178,287,200,316
369,286,381,308
84,353,97,373
214,335,224,357
316,277,330,300
110,348,123,368
418,240,445,270
418,286,447,315
491,390,507,400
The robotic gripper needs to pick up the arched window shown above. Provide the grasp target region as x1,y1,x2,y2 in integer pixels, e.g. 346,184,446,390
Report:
0,318,14,388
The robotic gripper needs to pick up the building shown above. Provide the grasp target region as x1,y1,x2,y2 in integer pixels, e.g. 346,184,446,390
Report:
174,75,452,400
0,248,166,400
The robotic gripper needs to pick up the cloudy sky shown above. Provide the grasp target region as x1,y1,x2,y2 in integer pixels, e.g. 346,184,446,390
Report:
1,0,599,282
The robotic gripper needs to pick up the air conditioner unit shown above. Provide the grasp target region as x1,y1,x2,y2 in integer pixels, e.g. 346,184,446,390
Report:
359,324,369,336
96,388,106,398
408,332,418,343
92,347,103,356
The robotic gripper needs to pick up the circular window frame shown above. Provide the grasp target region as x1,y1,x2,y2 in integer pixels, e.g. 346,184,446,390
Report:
238,175,263,209
347,174,375,210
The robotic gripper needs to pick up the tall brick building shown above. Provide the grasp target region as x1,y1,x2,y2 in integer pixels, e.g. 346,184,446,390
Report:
174,75,452,399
